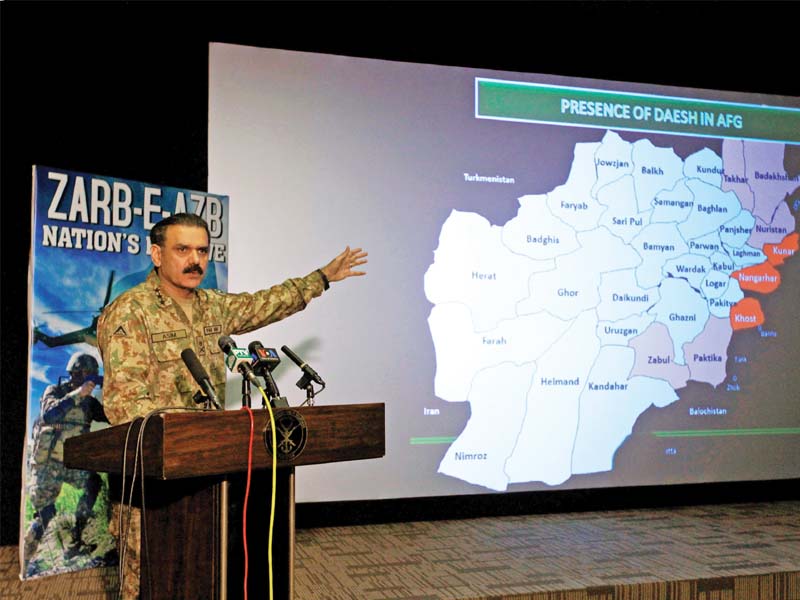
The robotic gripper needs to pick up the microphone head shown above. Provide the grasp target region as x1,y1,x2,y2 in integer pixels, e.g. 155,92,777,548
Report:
280,345,303,366
218,335,236,354
181,348,210,382
181,347,220,408
250,341,281,372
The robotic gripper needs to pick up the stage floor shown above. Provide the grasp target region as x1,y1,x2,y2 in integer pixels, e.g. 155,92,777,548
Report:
294,500,800,600
2,500,799,599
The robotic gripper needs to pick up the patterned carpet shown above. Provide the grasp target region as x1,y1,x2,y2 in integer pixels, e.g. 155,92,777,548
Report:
295,501,800,599
0,544,118,599
2,501,799,599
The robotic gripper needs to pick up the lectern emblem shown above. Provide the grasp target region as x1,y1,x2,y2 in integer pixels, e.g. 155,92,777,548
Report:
263,410,308,461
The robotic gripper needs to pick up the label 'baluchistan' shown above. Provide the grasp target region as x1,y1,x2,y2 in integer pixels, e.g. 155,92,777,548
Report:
689,407,728,415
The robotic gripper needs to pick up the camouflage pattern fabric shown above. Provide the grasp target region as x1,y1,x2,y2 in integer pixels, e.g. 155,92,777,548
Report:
97,268,326,598
29,382,106,465
109,503,141,600
97,268,325,423
26,460,96,520
24,382,109,574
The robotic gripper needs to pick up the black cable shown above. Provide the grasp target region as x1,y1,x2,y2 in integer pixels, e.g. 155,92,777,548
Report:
118,419,138,600
117,406,210,600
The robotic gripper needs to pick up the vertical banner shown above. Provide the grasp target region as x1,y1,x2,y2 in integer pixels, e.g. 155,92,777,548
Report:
21,166,229,579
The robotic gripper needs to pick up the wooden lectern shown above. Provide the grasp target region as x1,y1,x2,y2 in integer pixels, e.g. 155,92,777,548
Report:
64,403,385,600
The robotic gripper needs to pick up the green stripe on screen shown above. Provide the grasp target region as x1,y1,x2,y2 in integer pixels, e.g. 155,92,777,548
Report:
653,428,800,438
410,436,457,445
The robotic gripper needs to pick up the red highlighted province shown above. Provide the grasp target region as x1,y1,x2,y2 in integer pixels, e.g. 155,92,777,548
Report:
763,232,799,266
730,297,765,331
731,262,781,294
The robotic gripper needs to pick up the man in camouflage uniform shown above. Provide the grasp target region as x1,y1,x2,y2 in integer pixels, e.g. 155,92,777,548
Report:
24,353,109,572
97,212,367,598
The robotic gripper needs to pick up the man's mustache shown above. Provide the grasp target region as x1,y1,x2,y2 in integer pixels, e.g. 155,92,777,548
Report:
183,264,204,275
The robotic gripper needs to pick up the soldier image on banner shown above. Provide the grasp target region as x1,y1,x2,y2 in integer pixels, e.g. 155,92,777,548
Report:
22,166,230,579
23,352,116,577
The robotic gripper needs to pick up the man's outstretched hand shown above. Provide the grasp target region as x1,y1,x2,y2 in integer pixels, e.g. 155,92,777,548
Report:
321,246,368,283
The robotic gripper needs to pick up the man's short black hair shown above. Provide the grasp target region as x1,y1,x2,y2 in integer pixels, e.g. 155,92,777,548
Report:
150,213,210,247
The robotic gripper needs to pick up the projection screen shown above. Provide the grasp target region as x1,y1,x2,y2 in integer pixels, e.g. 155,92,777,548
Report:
208,43,800,502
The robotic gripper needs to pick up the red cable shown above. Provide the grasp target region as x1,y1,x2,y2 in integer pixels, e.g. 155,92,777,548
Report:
241,406,255,600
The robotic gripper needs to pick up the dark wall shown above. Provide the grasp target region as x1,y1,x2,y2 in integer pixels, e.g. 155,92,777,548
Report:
3,1,799,545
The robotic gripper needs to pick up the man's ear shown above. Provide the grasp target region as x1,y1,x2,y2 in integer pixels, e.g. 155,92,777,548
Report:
151,244,163,268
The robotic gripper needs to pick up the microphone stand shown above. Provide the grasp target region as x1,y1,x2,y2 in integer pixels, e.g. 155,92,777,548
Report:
261,371,289,408
296,373,325,406
304,383,315,406
192,391,218,411
241,377,251,408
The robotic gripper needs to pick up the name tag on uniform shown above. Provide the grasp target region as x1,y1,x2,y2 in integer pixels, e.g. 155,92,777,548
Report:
151,330,188,343
204,325,222,336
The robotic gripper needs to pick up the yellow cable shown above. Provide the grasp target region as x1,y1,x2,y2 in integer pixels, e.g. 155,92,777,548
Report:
257,386,278,600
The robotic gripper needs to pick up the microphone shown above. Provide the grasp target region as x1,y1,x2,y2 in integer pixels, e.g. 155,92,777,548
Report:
180,348,221,409
218,335,260,386
248,341,281,399
248,341,281,374
281,345,325,386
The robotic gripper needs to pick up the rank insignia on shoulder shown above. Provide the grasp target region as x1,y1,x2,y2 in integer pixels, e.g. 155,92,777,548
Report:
113,325,128,337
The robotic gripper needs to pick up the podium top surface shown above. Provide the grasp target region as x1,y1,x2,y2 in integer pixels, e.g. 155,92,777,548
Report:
64,403,385,480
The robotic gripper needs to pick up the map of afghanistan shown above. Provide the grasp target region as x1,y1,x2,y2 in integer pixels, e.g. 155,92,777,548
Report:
424,130,799,492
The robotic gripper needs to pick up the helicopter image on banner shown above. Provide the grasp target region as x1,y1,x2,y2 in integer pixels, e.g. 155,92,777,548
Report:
33,272,114,348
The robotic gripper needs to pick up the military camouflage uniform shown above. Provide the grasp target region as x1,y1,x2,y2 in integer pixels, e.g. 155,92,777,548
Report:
24,380,108,565
97,268,327,598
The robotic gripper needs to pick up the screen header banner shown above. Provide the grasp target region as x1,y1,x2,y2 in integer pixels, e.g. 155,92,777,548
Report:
476,78,800,144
